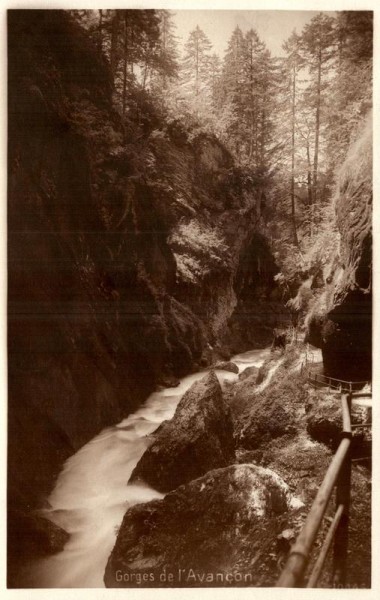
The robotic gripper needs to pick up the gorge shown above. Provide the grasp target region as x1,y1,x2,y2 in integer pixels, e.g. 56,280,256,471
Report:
7,9,372,589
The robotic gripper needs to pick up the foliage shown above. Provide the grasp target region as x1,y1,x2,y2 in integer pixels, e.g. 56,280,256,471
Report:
265,11,372,324
68,9,372,322
169,220,230,284
71,9,179,116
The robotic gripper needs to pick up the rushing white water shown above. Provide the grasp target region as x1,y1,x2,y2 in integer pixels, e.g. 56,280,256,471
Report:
23,347,269,588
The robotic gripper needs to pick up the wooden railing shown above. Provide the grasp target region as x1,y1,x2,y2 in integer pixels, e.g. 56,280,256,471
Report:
307,371,371,393
277,385,372,588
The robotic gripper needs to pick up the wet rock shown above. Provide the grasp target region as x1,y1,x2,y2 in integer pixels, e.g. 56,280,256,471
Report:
239,366,259,381
157,376,180,389
214,361,239,374
129,371,235,492
8,509,69,556
105,464,302,588
306,396,342,448
272,330,287,350
7,508,70,586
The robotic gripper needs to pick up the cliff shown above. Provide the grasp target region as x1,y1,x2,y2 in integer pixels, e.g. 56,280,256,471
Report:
306,115,372,381
7,10,282,582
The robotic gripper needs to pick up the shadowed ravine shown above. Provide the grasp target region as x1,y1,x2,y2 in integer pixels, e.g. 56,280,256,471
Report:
21,348,269,588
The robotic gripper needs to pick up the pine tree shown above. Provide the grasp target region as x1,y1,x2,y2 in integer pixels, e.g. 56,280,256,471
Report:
177,25,214,123
156,10,178,91
243,29,265,163
219,26,246,158
300,13,335,206
209,52,221,107
110,10,161,114
325,11,372,170
281,30,304,246
180,25,212,99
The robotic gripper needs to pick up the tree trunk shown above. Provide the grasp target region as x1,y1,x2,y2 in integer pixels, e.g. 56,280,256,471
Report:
260,104,266,170
130,26,134,76
142,62,149,90
306,140,313,237
110,11,120,76
313,48,322,205
98,10,103,53
291,63,299,246
248,42,254,160
195,38,199,97
162,14,167,90
122,14,128,116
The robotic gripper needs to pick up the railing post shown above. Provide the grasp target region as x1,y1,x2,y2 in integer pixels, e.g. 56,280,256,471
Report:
332,393,352,587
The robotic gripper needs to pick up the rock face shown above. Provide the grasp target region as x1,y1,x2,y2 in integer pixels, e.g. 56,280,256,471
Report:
307,115,372,381
129,372,235,492
7,509,70,587
305,395,342,449
235,374,307,449
306,391,372,455
8,510,69,556
105,464,301,588
219,234,290,354
7,11,282,585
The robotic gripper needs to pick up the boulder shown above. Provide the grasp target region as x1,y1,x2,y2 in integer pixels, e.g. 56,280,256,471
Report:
306,395,342,448
8,509,69,557
129,371,235,492
272,330,287,350
306,393,371,453
7,507,70,585
239,366,259,382
214,361,239,374
157,375,180,389
105,464,302,588
235,377,307,450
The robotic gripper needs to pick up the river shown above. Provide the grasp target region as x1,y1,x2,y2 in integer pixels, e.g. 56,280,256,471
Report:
22,347,270,588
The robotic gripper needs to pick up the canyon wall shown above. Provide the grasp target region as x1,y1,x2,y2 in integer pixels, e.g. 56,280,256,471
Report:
7,10,283,576
307,115,372,381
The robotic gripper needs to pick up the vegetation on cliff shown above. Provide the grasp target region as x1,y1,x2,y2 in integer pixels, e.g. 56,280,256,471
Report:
8,10,280,583
7,8,372,590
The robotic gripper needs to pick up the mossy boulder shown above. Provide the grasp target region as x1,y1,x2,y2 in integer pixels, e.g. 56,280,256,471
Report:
129,371,235,492
235,376,308,450
105,464,302,588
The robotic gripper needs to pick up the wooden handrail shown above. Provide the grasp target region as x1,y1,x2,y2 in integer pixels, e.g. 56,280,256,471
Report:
277,360,372,587
302,353,370,387
307,371,371,392
307,504,345,587
311,372,370,386
277,393,354,588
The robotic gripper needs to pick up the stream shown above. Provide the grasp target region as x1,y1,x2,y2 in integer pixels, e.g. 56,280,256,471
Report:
23,347,270,588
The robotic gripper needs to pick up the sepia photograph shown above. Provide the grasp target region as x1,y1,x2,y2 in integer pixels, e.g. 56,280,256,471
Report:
5,1,374,592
